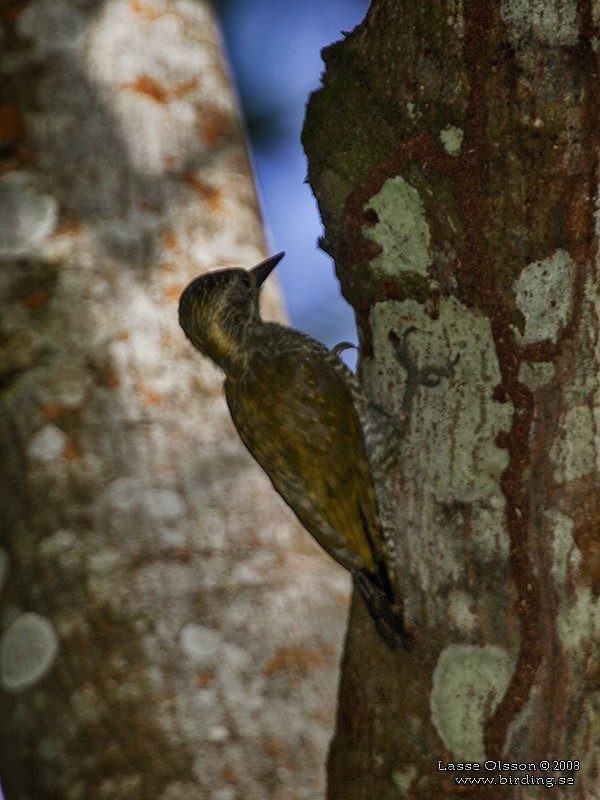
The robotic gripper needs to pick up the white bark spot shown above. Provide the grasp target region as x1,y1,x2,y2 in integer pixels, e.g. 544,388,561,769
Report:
179,624,222,667
104,477,143,511
39,529,78,558
0,612,59,692
28,425,67,462
142,488,186,523
512,249,575,344
0,172,58,258
447,591,478,634
207,725,230,743
431,645,514,761
212,789,236,800
363,177,431,276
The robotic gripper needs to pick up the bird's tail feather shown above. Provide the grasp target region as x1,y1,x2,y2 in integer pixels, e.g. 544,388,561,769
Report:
353,569,411,651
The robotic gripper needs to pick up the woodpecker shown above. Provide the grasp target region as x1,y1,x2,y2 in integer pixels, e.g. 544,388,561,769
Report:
179,253,452,649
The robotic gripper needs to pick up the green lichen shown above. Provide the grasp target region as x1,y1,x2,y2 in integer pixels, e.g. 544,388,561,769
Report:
363,177,431,277
545,509,579,588
557,587,600,649
0,612,59,692
368,297,513,502
512,249,575,344
430,645,514,761
439,125,464,156
392,765,417,794
518,362,556,390
0,172,58,257
500,0,578,45
550,405,596,483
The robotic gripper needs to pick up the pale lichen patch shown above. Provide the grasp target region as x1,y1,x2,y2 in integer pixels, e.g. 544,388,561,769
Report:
142,488,186,523
557,587,600,650
0,612,59,692
550,405,596,483
545,509,579,588
179,623,223,668
512,249,576,344
447,590,478,634
0,172,58,258
471,496,510,561
28,424,67,463
518,362,556,390
500,0,579,46
369,297,513,503
439,125,464,156
392,764,417,794
17,0,87,52
430,645,514,761
363,177,431,276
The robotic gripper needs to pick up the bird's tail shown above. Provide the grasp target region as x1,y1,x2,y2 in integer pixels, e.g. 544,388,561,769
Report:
353,569,411,651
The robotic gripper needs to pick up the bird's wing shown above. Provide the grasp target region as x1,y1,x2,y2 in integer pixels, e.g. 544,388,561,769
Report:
226,348,382,574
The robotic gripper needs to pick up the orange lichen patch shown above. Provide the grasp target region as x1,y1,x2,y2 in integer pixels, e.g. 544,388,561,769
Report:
261,736,294,769
162,229,177,250
56,219,84,235
138,199,161,213
40,402,64,420
63,441,79,461
129,0,162,20
160,261,176,272
105,373,120,387
122,75,197,104
22,289,50,310
0,102,25,143
220,767,239,785
171,79,197,99
138,384,163,405
163,284,184,302
123,74,169,103
200,108,234,147
262,646,330,677
197,670,214,688
183,173,223,210
169,545,194,561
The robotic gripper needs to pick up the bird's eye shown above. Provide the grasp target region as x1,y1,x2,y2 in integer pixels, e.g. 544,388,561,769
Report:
242,273,252,288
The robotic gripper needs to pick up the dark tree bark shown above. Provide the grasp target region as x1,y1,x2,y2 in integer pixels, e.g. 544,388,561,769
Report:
303,1,600,798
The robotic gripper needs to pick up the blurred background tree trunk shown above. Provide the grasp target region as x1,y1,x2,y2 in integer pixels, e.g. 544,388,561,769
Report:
0,1,347,798
303,1,600,798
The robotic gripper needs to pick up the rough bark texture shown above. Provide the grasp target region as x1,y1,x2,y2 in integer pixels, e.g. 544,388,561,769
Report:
0,2,347,798
303,0,600,798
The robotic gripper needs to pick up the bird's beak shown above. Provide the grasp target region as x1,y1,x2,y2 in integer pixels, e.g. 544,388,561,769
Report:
251,251,285,287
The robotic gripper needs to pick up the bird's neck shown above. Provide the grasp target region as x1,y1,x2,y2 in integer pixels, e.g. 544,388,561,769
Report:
207,316,263,378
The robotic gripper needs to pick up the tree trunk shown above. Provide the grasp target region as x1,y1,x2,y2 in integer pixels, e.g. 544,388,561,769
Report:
0,2,346,798
303,1,600,797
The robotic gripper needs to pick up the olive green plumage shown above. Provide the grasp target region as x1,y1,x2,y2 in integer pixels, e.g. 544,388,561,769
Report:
179,252,408,648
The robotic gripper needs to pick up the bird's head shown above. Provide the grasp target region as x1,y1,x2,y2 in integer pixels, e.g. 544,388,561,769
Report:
179,252,284,375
